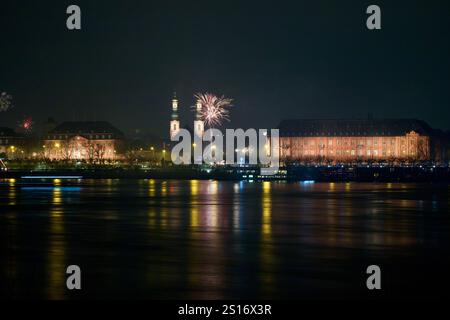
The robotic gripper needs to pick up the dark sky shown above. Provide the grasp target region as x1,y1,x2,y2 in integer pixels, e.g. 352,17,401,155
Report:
1,0,449,137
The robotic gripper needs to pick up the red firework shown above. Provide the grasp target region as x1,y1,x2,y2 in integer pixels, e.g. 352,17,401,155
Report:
19,117,34,132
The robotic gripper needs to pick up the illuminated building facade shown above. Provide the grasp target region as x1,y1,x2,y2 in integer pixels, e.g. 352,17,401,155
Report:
43,121,124,161
0,127,25,159
279,119,432,163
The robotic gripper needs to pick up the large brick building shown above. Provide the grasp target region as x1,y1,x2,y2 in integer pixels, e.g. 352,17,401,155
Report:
278,119,433,163
43,121,124,161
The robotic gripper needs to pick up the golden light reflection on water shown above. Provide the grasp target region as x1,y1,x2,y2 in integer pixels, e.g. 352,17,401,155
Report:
187,180,225,298
329,182,335,191
147,179,157,229
206,181,219,228
148,179,156,197
5,179,18,283
260,181,275,297
8,178,16,205
262,181,271,237
47,181,66,299
161,181,167,197
190,180,199,228
345,182,351,192
190,180,198,197
160,207,168,229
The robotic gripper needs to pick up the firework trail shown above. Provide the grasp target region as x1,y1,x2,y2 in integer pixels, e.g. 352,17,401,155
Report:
194,92,233,127
0,92,13,112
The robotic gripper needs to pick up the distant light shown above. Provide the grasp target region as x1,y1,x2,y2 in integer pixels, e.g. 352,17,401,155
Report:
22,187,81,191
21,176,83,179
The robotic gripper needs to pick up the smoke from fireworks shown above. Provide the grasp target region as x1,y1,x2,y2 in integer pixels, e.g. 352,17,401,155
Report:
19,116,34,133
0,92,13,112
194,92,233,127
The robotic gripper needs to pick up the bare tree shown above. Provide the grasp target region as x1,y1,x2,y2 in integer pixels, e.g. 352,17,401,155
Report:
93,143,106,163
60,140,74,161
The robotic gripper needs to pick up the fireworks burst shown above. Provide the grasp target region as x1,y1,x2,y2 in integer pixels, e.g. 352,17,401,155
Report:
19,116,34,133
194,92,233,127
0,92,13,112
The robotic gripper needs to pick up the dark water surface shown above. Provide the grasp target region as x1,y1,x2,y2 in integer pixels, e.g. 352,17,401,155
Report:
1,179,449,299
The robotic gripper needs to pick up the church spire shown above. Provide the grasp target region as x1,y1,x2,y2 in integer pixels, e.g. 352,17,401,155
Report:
171,92,178,120
170,93,180,139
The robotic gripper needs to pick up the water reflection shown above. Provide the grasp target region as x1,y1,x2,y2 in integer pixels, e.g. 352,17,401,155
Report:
47,179,66,299
1,179,449,299
8,178,16,206
189,180,199,228
260,181,275,297
261,182,271,237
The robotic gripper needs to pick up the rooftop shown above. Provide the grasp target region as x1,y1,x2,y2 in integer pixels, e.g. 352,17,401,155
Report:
49,121,124,138
277,119,434,137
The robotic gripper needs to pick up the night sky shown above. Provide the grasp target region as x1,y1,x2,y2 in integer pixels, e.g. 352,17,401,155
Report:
1,0,449,137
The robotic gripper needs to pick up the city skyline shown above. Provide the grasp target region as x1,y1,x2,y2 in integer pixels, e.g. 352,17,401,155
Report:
1,0,450,136
1,0,450,305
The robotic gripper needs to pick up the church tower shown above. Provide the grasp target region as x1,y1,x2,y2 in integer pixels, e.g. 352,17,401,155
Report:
194,99,204,138
169,93,180,139
193,99,204,164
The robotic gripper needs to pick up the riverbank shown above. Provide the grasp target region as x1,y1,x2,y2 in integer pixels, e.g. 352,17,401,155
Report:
1,165,450,182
